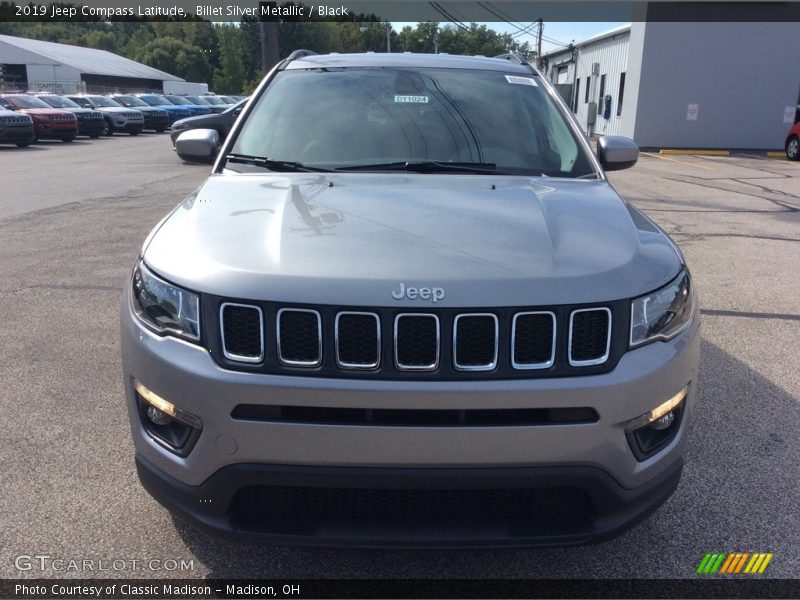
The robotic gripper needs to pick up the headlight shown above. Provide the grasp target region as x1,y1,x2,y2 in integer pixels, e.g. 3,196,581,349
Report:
132,261,200,342
630,270,693,347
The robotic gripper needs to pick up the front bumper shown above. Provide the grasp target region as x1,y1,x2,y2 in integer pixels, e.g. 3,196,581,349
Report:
33,122,77,138
122,294,699,545
0,126,35,144
143,114,170,131
115,120,144,133
77,119,105,137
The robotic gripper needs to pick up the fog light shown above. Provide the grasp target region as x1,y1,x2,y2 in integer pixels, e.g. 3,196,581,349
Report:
133,379,202,456
626,387,687,432
626,386,688,461
651,411,675,430
146,405,172,425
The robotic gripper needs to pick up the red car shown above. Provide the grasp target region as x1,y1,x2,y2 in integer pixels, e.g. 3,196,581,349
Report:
0,94,78,142
786,121,800,161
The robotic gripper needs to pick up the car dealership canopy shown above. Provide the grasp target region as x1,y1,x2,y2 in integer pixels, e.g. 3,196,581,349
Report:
0,34,184,94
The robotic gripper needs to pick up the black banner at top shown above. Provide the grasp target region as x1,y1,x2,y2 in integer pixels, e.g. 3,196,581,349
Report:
1,0,800,22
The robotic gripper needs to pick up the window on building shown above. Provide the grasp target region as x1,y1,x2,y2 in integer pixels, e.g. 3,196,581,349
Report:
598,74,606,115
573,78,580,112
617,72,626,117
584,77,590,103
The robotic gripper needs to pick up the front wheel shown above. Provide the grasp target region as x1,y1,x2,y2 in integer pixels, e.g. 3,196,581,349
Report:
129,130,140,136
103,120,113,136
61,135,75,143
16,142,30,148
786,135,800,161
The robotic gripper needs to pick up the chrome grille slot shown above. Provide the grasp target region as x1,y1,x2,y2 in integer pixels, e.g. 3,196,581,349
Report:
277,309,322,367
512,312,556,369
394,314,439,371
453,314,498,371
220,303,263,363
569,308,611,366
335,312,380,369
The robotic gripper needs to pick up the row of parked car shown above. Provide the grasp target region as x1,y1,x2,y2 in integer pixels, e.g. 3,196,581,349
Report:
0,92,244,147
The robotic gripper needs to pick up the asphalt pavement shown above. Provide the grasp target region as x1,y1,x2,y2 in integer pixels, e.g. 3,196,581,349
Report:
0,136,798,579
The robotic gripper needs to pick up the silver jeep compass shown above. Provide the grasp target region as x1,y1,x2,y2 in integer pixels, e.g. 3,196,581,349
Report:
121,51,699,546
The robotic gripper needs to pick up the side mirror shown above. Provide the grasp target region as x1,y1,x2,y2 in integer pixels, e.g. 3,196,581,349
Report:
175,128,220,164
597,135,639,171
233,107,242,116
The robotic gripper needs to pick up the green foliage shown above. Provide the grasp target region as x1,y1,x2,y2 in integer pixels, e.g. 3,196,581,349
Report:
213,24,246,94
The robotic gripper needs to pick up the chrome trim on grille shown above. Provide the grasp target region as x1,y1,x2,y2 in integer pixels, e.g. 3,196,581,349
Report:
394,313,440,371
335,311,381,370
453,313,499,372
511,311,557,370
276,308,322,367
220,302,264,363
568,307,612,367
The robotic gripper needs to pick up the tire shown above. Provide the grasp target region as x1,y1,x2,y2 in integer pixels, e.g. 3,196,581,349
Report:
15,142,30,148
89,133,101,139
62,135,75,143
102,120,113,136
156,127,167,133
786,135,800,161
129,131,140,136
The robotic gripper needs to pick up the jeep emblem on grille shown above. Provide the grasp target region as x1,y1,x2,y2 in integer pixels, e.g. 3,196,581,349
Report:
391,283,445,303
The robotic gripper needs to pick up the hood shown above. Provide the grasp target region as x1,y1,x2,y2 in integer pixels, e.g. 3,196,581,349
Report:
143,173,682,307
18,107,72,117
96,106,138,115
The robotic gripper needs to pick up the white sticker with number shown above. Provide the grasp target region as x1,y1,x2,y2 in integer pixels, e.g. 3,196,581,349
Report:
394,95,429,103
505,75,538,86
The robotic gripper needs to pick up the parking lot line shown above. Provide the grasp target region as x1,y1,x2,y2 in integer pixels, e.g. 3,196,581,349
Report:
642,152,715,171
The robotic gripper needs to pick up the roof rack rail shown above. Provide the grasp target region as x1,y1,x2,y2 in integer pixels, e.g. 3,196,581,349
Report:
285,49,318,61
493,53,526,64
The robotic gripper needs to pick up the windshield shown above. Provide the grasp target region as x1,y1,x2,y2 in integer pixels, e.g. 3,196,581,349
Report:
204,96,225,105
166,96,191,106
186,96,210,105
39,95,80,109
141,95,170,106
5,95,51,109
232,68,594,177
114,95,148,107
87,96,122,108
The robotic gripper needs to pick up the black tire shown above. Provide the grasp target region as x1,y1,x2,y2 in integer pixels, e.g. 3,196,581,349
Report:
155,127,167,133
102,120,114,136
89,133,101,139
15,142,30,148
129,131,140,136
786,135,800,161
62,135,75,143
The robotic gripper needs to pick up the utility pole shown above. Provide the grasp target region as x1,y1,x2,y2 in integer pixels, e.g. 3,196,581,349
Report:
386,22,392,53
536,19,543,69
259,3,280,73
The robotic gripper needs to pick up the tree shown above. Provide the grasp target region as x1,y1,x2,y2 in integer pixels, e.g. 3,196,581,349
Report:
213,25,246,94
129,37,213,83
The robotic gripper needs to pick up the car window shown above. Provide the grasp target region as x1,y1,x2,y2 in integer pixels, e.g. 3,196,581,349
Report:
115,96,148,108
39,95,80,109
233,68,594,177
5,95,51,109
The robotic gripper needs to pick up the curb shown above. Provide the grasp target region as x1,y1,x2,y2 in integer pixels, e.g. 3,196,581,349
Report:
660,149,730,156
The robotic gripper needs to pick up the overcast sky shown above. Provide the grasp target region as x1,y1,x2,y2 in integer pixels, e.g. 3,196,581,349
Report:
391,22,626,54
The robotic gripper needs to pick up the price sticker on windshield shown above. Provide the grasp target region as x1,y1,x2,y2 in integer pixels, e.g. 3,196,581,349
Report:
394,95,429,103
505,75,538,86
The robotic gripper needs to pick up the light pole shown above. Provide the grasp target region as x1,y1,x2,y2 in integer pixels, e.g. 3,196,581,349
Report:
359,23,392,53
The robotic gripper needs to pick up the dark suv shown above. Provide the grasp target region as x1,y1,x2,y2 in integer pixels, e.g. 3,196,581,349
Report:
0,105,35,147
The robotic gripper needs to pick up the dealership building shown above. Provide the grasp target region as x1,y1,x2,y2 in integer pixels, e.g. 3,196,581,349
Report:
543,22,800,150
0,34,183,94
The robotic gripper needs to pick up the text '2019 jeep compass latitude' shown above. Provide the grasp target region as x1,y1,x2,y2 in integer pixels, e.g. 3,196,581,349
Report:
122,52,699,547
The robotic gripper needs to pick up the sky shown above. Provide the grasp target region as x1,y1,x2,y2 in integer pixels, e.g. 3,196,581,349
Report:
390,22,626,54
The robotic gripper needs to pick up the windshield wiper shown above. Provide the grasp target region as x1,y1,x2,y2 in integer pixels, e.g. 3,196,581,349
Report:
225,153,332,173
334,161,499,174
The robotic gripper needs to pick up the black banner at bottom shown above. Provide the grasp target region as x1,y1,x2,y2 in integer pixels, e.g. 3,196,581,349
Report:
2,579,799,599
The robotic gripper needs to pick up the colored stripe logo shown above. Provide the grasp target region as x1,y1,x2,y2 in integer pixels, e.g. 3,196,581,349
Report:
696,552,773,574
